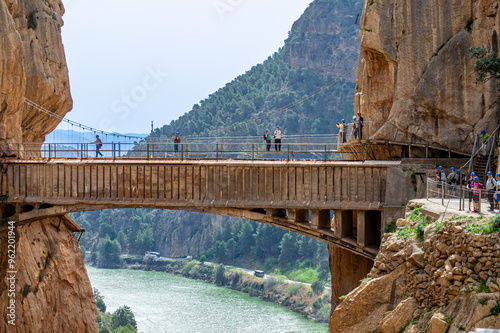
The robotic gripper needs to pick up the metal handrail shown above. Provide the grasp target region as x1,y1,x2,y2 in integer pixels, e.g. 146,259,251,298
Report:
485,134,497,174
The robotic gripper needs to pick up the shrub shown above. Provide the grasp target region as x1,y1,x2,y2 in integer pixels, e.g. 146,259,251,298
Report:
491,304,500,316
311,280,324,294
96,297,106,313
384,220,397,233
475,281,491,294
215,265,225,286
286,283,303,296
313,297,322,309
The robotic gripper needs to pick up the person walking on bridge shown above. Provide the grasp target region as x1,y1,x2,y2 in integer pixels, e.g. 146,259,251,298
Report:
358,112,364,139
264,129,272,151
172,132,181,153
92,135,103,157
274,125,285,151
436,166,446,198
352,115,360,140
467,172,476,211
337,119,346,143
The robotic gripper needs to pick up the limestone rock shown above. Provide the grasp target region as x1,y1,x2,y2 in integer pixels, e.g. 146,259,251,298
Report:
429,313,449,333
0,0,72,157
378,298,418,333
330,265,407,333
0,217,97,332
355,0,500,153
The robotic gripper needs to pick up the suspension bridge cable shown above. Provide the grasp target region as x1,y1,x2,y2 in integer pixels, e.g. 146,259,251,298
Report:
24,98,144,141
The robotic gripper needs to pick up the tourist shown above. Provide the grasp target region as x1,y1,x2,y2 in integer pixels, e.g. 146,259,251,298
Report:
352,115,360,140
274,125,285,151
486,171,497,212
264,129,272,151
481,130,490,156
495,173,500,210
473,176,483,212
467,172,476,211
336,119,346,143
172,132,181,152
92,135,103,157
436,166,446,198
446,167,458,197
358,112,364,139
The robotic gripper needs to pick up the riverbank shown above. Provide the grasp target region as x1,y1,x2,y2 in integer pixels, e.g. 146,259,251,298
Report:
88,256,331,323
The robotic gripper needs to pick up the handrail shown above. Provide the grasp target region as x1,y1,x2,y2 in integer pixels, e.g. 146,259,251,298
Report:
468,134,478,175
461,124,500,172
485,134,496,173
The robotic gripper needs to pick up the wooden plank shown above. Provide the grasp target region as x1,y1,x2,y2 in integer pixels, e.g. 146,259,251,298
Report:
186,166,193,200
63,165,70,198
98,165,105,198
273,167,281,202
144,165,151,199
90,165,98,198
251,167,258,202
311,167,319,202
179,166,186,200
52,164,58,197
78,166,85,198
304,167,311,202
296,167,304,201
288,167,296,201
373,168,380,202
7,165,14,197
214,166,221,201
111,166,118,198
104,166,111,198
318,167,326,202
193,165,200,201
259,167,267,202
137,165,144,199
158,166,165,199
123,165,131,198
152,165,159,199
326,167,334,202
243,167,250,201
165,165,172,200
172,165,179,200
200,166,207,201
71,166,77,198
379,168,387,203
19,165,26,197
365,167,373,203
357,168,365,202
341,167,348,202
229,166,236,201
334,167,341,201
130,165,137,199
26,165,32,197
207,166,214,200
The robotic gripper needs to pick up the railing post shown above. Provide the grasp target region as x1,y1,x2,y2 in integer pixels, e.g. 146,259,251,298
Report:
287,144,290,161
324,144,327,161
181,143,184,161
119,143,121,158
147,142,150,160
113,143,116,160
426,178,429,201
17,143,20,158
441,182,444,205
48,144,51,159
479,189,482,215
216,144,219,160
252,144,254,161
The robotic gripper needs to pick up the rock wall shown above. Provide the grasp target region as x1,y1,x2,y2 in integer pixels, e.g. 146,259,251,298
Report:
330,210,500,332
0,216,97,333
0,0,72,157
356,0,500,152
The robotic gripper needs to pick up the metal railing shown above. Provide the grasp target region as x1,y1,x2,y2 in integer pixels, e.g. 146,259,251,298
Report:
426,178,496,214
16,141,364,161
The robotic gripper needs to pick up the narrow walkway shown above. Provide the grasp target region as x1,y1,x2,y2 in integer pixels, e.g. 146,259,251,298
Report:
411,197,499,221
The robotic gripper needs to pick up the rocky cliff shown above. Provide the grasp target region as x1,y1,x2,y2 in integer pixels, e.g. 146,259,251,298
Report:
330,206,500,332
0,216,97,333
283,0,363,81
0,0,97,331
356,0,500,152
0,0,72,157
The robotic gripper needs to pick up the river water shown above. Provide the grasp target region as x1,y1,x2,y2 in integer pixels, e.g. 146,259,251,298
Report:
86,266,329,333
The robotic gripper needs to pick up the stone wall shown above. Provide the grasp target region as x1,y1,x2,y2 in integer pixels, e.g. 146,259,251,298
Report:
330,208,500,332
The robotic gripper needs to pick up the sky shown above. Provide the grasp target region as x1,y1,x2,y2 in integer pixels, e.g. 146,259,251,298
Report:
60,0,314,135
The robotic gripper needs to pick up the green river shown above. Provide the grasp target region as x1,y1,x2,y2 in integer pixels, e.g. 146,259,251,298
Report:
86,266,329,333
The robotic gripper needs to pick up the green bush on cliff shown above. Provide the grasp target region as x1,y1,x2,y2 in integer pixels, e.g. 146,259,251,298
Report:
469,46,500,83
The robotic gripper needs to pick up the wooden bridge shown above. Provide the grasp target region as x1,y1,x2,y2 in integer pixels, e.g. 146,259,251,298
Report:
0,158,424,259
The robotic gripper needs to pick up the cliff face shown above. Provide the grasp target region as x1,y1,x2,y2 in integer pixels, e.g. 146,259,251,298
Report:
356,0,500,152
0,217,97,333
330,210,500,333
283,0,363,81
0,0,72,157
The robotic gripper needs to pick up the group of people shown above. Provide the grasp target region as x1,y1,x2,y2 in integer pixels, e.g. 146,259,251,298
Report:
264,125,285,151
436,165,500,213
336,112,364,143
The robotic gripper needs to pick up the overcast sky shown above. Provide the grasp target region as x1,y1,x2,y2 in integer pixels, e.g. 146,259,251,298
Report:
60,0,313,135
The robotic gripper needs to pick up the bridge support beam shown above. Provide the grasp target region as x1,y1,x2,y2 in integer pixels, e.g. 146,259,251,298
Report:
289,209,309,223
311,209,331,229
333,210,354,239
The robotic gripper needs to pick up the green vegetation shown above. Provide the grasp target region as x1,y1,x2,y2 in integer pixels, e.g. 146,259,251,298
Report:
384,220,397,233
479,298,488,305
286,283,304,296
464,213,500,235
444,315,452,324
396,207,429,240
94,289,137,333
431,221,445,232
457,325,465,331
491,304,500,316
469,46,500,83
311,280,324,295
475,281,491,294
397,225,414,240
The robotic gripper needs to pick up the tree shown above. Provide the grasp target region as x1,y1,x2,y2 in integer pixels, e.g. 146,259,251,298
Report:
237,221,255,256
116,230,128,250
213,240,227,262
225,238,237,261
199,255,206,263
215,264,226,286
111,306,137,331
113,324,137,333
311,280,325,295
135,227,154,252
469,46,500,83
97,237,121,266
278,233,298,265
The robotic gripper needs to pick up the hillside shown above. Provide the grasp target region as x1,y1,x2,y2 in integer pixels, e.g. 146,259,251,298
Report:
152,0,364,139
